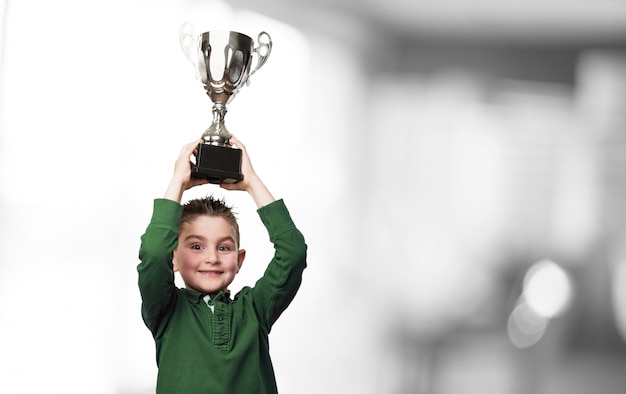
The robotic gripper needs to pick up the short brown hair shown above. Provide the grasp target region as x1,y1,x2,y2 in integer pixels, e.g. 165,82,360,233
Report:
179,196,240,246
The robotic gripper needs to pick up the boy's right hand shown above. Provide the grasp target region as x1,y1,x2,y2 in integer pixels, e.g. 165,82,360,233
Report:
164,139,209,203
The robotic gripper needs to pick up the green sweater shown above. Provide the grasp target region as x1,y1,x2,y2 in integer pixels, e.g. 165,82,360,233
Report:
138,198,307,393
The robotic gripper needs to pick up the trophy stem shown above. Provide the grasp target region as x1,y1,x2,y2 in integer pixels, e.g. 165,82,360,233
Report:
202,103,232,147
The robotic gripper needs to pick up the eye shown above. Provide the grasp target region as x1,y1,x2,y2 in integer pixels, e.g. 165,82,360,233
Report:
190,244,203,250
218,245,232,252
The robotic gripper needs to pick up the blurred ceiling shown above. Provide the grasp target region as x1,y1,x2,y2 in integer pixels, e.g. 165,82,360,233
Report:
230,0,626,45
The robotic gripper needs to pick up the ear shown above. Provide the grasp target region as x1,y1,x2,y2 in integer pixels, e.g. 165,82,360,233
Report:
172,249,180,273
236,249,246,273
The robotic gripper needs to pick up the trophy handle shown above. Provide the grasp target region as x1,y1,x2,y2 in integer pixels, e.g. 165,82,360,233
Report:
179,22,198,67
249,31,272,78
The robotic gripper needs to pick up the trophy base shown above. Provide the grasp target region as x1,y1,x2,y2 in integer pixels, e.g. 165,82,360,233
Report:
192,143,242,184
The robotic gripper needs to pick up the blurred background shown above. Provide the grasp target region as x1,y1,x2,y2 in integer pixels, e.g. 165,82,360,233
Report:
2,0,626,393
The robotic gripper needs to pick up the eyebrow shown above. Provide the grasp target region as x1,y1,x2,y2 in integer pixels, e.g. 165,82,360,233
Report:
182,234,236,244
182,235,206,242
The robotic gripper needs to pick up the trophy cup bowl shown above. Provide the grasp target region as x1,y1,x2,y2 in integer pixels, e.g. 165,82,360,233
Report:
180,23,272,183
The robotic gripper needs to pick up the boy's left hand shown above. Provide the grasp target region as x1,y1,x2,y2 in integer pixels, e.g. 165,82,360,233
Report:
220,136,258,192
221,136,275,208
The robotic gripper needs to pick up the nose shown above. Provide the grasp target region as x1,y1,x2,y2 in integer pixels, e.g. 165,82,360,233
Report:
203,249,219,265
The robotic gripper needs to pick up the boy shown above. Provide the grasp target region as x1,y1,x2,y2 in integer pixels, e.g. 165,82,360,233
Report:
138,136,307,393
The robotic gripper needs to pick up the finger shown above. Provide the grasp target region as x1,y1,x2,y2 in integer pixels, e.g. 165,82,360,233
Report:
179,139,202,162
191,178,210,187
219,183,240,191
188,175,209,186
230,135,245,151
185,139,202,151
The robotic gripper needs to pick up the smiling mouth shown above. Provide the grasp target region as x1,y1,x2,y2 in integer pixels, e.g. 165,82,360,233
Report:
199,270,222,277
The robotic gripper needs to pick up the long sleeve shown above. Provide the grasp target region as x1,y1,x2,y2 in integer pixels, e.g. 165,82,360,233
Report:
250,199,308,329
137,198,182,338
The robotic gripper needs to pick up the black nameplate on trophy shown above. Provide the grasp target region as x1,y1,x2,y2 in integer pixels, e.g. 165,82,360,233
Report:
192,143,243,184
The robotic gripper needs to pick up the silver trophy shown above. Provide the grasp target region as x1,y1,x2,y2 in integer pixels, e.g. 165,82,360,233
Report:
179,22,272,183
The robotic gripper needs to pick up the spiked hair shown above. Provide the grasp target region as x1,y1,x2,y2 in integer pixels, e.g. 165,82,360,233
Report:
179,196,240,246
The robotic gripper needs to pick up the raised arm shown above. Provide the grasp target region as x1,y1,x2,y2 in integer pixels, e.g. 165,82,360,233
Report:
220,137,306,327
139,139,209,336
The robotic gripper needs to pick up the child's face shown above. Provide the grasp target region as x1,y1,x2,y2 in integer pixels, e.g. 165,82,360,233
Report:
173,215,245,295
